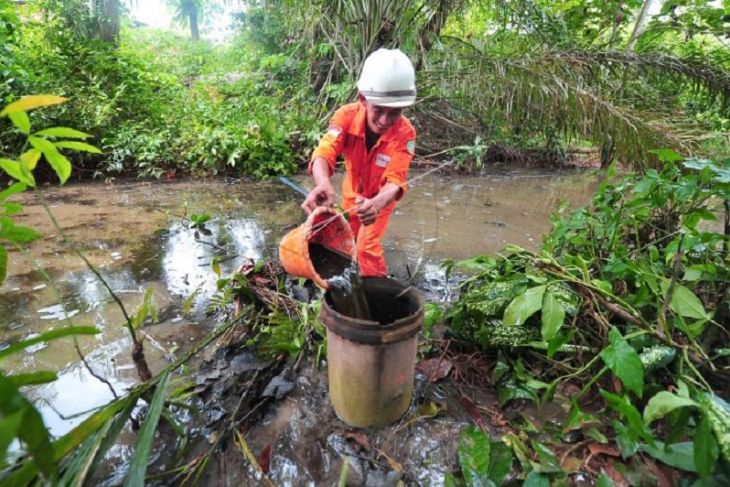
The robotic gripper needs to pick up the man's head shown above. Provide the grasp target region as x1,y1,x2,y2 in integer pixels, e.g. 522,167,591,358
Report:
357,48,415,133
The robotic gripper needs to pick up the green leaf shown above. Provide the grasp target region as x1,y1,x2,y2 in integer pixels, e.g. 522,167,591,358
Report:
695,414,719,478
8,111,30,134
19,149,42,170
504,285,546,326
0,220,42,244
124,371,171,487
0,182,27,201
523,471,550,487
597,472,616,487
643,391,698,424
211,256,221,278
0,245,6,285
0,158,35,186
488,440,513,485
0,326,99,360
132,288,157,330
458,426,492,486
8,371,57,387
600,328,644,397
0,95,67,115
640,441,697,472
541,292,564,342
29,136,72,184
0,374,57,480
54,141,101,154
34,127,90,139
649,148,683,163
0,410,23,461
669,285,709,320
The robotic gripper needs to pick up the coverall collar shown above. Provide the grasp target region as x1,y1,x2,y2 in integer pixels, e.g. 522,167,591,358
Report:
347,101,401,142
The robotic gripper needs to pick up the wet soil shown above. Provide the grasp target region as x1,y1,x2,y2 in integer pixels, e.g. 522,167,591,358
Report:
1,169,598,477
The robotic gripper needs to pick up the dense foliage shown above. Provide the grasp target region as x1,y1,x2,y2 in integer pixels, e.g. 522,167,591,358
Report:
441,153,730,483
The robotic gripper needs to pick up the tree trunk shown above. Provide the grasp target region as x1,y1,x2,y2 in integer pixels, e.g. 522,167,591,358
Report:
626,0,654,51
97,0,120,43
189,6,200,41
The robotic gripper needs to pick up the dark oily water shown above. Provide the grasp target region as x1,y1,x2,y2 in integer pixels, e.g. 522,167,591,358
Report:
309,243,372,322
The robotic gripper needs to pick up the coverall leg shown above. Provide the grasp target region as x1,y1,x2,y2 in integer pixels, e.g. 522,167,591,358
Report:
345,199,396,277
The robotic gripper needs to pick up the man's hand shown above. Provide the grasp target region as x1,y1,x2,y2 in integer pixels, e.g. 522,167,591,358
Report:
301,179,335,213
355,195,381,226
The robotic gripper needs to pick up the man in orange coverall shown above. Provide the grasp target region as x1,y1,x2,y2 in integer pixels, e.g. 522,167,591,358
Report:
301,48,417,276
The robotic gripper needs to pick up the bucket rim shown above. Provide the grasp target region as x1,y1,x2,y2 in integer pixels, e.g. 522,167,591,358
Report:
321,277,424,344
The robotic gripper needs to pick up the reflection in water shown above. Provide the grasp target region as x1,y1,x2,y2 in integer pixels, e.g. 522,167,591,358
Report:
1,171,597,440
162,218,266,308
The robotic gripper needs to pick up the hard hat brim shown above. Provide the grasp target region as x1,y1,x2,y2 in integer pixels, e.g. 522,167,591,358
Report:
363,95,416,108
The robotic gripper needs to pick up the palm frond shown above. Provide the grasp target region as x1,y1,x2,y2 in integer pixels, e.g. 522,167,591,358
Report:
423,42,730,165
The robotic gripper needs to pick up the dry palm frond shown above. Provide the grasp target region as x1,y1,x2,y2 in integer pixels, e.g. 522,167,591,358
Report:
422,42,730,166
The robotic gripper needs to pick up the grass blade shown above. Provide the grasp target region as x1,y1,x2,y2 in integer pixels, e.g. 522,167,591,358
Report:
123,370,171,487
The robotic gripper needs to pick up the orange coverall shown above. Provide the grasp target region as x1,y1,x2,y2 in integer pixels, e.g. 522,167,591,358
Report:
310,101,416,276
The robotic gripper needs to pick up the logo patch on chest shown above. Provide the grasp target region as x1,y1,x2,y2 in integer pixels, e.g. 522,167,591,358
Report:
375,153,391,168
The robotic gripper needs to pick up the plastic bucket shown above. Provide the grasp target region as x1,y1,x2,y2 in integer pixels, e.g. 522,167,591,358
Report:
321,277,424,428
278,207,356,289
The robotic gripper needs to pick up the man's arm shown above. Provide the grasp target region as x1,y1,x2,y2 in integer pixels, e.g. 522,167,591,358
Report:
355,182,402,225
301,157,336,213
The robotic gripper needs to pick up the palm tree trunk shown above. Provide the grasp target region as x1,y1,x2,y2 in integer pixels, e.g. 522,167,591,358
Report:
626,0,654,51
189,6,200,41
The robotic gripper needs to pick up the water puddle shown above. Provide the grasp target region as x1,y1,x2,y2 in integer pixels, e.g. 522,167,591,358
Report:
1,169,597,444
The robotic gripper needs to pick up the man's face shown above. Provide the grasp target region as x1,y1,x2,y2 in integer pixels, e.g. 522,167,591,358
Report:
365,101,403,134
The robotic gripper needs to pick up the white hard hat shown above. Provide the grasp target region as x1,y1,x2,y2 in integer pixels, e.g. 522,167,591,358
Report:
357,48,416,108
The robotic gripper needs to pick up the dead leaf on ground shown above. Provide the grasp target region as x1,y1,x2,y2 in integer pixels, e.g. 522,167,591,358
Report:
604,460,630,487
641,456,674,487
344,430,370,451
416,358,453,382
257,444,272,475
460,396,487,432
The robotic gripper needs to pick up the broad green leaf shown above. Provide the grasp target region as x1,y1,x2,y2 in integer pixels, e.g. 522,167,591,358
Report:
124,371,171,487
602,390,655,446
0,410,23,460
488,440,513,486
0,221,42,244
8,371,57,387
0,245,6,285
540,292,564,341
8,111,30,133
0,374,57,480
458,426,491,486
0,326,99,360
697,393,730,463
0,95,66,116
643,391,698,424
649,148,683,163
34,127,90,139
695,414,719,478
532,441,561,473
670,285,709,320
640,441,697,472
54,141,102,153
600,328,644,397
19,149,42,170
0,182,27,201
29,136,72,184
523,471,549,487
597,473,616,487
0,158,35,187
504,285,546,326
